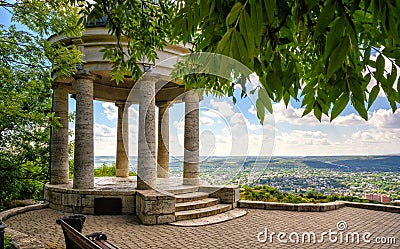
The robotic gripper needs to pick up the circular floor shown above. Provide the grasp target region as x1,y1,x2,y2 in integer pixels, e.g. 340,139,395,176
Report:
6,207,400,248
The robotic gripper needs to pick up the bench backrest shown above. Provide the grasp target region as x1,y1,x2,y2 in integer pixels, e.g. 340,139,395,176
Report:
58,219,103,249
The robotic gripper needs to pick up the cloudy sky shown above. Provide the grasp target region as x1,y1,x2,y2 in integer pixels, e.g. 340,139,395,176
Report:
68,81,400,157
1,7,399,157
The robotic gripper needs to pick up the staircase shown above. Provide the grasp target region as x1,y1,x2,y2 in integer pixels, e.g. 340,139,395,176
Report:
165,187,233,222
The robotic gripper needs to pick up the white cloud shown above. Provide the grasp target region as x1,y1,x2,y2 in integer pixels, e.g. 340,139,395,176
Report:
248,105,257,115
200,116,215,126
276,130,330,146
272,101,371,127
369,109,400,129
173,120,184,130
349,129,400,145
209,99,235,117
94,123,116,140
94,123,116,156
331,113,368,126
202,109,220,118
102,102,118,121
273,101,328,125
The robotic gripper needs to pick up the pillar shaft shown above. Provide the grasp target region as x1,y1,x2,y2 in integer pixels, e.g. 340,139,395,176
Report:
116,101,129,177
50,82,69,184
157,103,170,178
73,73,94,189
183,91,200,185
137,77,157,190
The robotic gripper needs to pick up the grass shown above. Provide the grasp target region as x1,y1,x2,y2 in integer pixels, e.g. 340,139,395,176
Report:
94,163,137,177
69,161,137,178
4,235,12,249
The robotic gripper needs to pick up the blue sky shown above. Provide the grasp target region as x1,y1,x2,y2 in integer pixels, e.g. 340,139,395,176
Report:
2,7,400,157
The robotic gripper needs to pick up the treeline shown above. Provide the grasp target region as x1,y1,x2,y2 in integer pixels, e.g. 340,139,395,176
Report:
240,185,397,205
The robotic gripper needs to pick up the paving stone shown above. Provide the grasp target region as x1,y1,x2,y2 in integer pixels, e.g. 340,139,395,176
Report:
4,207,400,249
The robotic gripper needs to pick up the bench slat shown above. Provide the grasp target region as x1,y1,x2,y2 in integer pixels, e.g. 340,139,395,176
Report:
58,219,103,249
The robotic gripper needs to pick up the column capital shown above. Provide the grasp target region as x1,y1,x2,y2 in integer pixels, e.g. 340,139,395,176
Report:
73,70,96,80
184,91,201,102
115,101,134,109
156,101,171,108
140,72,160,83
115,100,126,108
52,81,71,90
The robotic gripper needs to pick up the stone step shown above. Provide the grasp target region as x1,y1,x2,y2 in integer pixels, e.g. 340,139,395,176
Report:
170,209,247,226
163,186,199,195
175,204,232,221
175,192,209,203
175,198,219,212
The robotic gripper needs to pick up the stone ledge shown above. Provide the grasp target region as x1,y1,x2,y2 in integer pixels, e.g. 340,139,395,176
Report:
238,200,400,213
238,200,345,212
0,203,49,221
199,185,239,204
343,202,400,213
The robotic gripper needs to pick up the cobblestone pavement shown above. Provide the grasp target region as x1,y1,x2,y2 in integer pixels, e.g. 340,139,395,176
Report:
6,207,400,249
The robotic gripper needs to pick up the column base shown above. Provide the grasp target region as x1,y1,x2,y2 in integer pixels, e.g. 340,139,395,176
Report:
157,165,170,178
137,177,156,190
183,178,200,186
116,169,129,178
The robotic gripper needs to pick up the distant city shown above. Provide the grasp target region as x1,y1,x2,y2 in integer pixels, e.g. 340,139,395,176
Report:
95,155,400,203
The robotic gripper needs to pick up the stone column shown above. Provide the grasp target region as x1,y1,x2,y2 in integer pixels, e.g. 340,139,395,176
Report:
137,75,157,190
50,82,70,184
157,102,170,178
183,91,200,185
116,101,130,177
73,72,95,189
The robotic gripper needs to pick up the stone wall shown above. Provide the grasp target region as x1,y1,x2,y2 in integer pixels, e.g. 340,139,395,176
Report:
44,184,136,215
135,190,175,225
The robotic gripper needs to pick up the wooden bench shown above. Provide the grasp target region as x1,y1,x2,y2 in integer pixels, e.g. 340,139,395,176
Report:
56,215,120,249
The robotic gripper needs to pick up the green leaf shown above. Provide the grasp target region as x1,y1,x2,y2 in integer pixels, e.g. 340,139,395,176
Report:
264,0,276,25
217,29,233,54
258,88,273,114
302,92,315,107
368,85,380,109
250,0,263,45
382,47,400,58
256,98,265,124
327,36,349,78
226,2,243,27
314,102,322,121
375,54,385,83
239,11,255,61
302,103,314,117
305,0,319,11
352,97,368,120
233,31,247,62
324,17,345,60
330,93,349,121
314,0,335,39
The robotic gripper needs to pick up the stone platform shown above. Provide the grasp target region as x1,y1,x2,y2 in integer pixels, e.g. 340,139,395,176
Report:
6,207,400,248
44,177,239,225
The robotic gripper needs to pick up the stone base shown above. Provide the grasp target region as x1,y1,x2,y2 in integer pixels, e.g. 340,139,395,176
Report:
136,190,175,225
44,182,136,215
183,178,200,186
